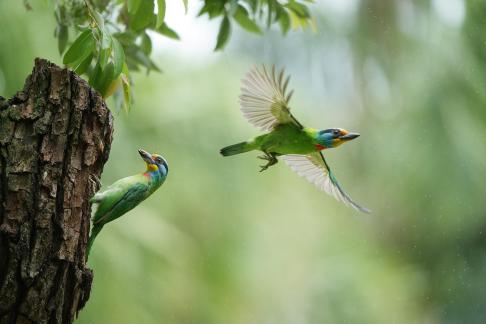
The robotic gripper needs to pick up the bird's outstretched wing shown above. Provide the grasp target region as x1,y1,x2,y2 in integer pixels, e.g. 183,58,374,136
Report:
240,65,303,131
282,152,370,213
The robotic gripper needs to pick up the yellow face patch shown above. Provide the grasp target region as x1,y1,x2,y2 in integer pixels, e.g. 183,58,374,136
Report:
332,138,345,147
147,163,158,172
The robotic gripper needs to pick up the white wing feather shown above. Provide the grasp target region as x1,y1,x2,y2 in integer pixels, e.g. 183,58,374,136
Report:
283,152,370,213
239,65,301,131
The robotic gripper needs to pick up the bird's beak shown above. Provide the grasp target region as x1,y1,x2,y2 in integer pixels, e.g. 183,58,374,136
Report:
138,149,154,164
339,133,360,141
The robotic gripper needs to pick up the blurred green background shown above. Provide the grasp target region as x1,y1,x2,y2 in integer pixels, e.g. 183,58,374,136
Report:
1,1,486,323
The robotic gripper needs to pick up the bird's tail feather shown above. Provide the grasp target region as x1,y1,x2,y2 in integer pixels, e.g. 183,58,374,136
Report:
86,224,103,260
220,141,254,156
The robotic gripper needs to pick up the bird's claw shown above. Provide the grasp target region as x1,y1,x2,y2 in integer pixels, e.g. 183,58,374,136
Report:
258,153,278,172
259,164,269,172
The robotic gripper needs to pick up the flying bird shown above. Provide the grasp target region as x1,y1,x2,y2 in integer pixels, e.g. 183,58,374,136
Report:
87,149,169,256
220,65,369,213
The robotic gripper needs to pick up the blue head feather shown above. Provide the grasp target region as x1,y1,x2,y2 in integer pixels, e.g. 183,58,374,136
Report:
153,155,169,178
316,129,341,148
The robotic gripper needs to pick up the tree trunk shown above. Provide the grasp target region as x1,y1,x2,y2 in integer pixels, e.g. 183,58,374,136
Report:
0,58,113,323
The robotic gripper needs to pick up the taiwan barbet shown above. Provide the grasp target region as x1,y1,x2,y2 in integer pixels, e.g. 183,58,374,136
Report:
87,149,169,256
220,65,369,213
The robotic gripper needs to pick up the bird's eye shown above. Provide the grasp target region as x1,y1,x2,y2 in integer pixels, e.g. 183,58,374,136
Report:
333,129,340,136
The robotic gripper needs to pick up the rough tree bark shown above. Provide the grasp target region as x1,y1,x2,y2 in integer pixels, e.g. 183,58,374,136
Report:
0,59,113,323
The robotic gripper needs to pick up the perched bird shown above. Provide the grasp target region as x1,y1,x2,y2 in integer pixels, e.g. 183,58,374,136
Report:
87,149,169,256
220,65,369,213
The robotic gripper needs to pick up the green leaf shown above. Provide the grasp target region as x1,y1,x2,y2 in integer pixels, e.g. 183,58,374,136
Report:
128,0,142,14
156,0,166,28
89,63,101,89
233,5,262,35
181,0,188,14
197,3,208,17
135,50,161,72
214,15,231,51
63,29,95,65
288,9,309,29
73,53,93,75
89,62,114,97
57,24,68,55
278,8,290,35
121,72,131,112
125,45,160,72
112,37,125,78
156,23,180,40
87,3,105,29
285,1,310,18
121,62,131,111
88,62,102,93
266,0,273,27
100,30,112,50
247,0,258,13
113,31,137,46
197,2,224,18
229,0,239,16
131,0,155,31
125,55,142,71
98,47,111,70
98,31,112,70
140,33,152,54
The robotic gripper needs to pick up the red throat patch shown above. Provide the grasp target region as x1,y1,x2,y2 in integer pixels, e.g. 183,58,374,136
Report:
315,144,326,151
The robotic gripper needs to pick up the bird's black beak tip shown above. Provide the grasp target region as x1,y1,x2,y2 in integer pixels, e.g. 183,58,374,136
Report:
340,133,360,141
138,149,153,163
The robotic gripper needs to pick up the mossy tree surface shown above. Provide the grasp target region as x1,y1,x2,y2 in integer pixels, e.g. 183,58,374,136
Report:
0,59,113,323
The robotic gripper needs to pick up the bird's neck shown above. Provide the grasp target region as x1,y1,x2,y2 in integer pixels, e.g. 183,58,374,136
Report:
304,128,329,151
315,143,327,150
144,170,165,188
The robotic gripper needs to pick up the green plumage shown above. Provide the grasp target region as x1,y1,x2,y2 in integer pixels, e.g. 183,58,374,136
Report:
90,175,155,226
87,149,168,257
253,124,318,155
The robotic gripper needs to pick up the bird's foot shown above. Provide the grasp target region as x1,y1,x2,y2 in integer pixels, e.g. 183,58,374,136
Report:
258,153,278,172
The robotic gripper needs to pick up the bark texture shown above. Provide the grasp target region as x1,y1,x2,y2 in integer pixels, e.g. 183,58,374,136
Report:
0,58,113,323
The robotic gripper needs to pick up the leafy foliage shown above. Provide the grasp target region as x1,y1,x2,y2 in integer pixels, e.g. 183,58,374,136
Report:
198,0,315,50
52,0,314,111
